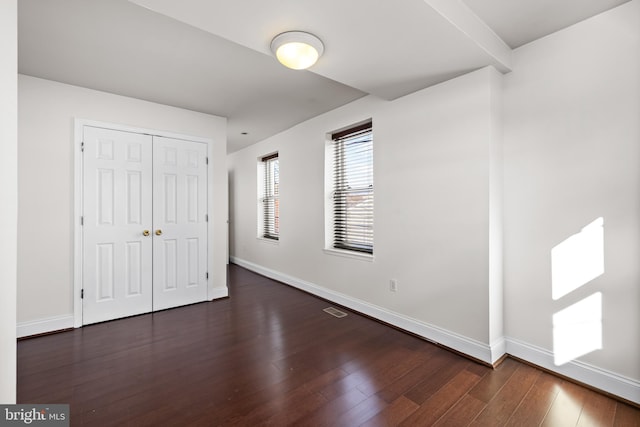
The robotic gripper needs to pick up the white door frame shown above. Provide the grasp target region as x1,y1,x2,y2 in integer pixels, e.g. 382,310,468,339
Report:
73,118,214,328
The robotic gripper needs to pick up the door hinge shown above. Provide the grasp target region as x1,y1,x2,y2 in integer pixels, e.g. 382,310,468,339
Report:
206,157,209,165
205,214,208,222
206,272,209,280
81,142,85,152
80,216,84,226
81,289,84,299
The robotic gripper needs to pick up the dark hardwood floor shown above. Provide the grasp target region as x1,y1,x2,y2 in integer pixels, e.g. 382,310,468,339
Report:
18,264,640,426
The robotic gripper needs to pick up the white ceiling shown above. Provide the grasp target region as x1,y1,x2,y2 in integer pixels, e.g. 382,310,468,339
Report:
463,0,632,48
18,0,631,152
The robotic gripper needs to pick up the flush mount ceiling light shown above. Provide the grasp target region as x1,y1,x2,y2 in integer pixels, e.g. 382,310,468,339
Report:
270,31,324,70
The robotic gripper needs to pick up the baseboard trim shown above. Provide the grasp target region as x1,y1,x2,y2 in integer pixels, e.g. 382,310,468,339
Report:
506,337,640,405
17,314,74,339
231,257,639,405
209,287,229,300
230,256,499,365
16,288,229,338
490,337,507,365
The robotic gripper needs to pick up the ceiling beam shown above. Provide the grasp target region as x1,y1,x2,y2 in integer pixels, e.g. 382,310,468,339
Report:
423,0,512,72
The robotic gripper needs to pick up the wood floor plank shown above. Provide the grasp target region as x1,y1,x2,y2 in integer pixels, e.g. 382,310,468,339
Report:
541,380,588,427
359,396,420,427
404,355,472,405
225,382,327,426
301,386,370,426
433,394,487,426
354,347,429,398
15,264,639,426
576,388,617,427
318,344,422,403
470,362,540,425
400,369,483,426
235,367,346,426
194,364,325,426
614,402,640,427
332,394,387,427
468,356,519,403
375,351,456,404
504,371,561,426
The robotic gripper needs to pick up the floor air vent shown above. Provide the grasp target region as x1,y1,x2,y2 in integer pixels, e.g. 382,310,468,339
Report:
323,307,348,318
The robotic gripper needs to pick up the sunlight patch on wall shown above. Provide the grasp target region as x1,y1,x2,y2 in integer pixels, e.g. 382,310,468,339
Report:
553,292,602,366
551,217,604,300
551,217,604,366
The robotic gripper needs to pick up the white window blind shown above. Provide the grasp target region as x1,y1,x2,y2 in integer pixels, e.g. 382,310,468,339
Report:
261,153,279,240
331,122,373,254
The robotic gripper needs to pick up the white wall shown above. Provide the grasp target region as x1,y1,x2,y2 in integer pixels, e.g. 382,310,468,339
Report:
503,0,640,389
229,67,504,362
18,75,228,331
0,0,18,404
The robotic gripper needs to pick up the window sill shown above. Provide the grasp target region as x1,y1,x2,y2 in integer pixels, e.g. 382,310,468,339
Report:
257,237,279,245
323,248,374,262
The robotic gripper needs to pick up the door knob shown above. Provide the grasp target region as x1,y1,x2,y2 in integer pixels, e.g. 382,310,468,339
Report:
142,230,150,236
155,229,163,236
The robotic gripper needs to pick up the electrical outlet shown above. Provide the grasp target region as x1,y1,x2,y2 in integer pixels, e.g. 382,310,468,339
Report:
390,279,398,292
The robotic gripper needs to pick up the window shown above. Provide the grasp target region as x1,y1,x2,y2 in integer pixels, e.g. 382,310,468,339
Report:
260,153,279,240
330,122,373,254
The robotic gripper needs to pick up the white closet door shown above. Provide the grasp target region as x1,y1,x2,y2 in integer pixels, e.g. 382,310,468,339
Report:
82,126,153,325
152,137,208,311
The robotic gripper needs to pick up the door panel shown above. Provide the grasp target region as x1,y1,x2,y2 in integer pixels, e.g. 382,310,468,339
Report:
83,126,153,324
152,137,208,311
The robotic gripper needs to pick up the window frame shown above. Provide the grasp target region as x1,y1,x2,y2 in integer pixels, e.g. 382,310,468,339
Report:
258,152,279,241
327,121,373,255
